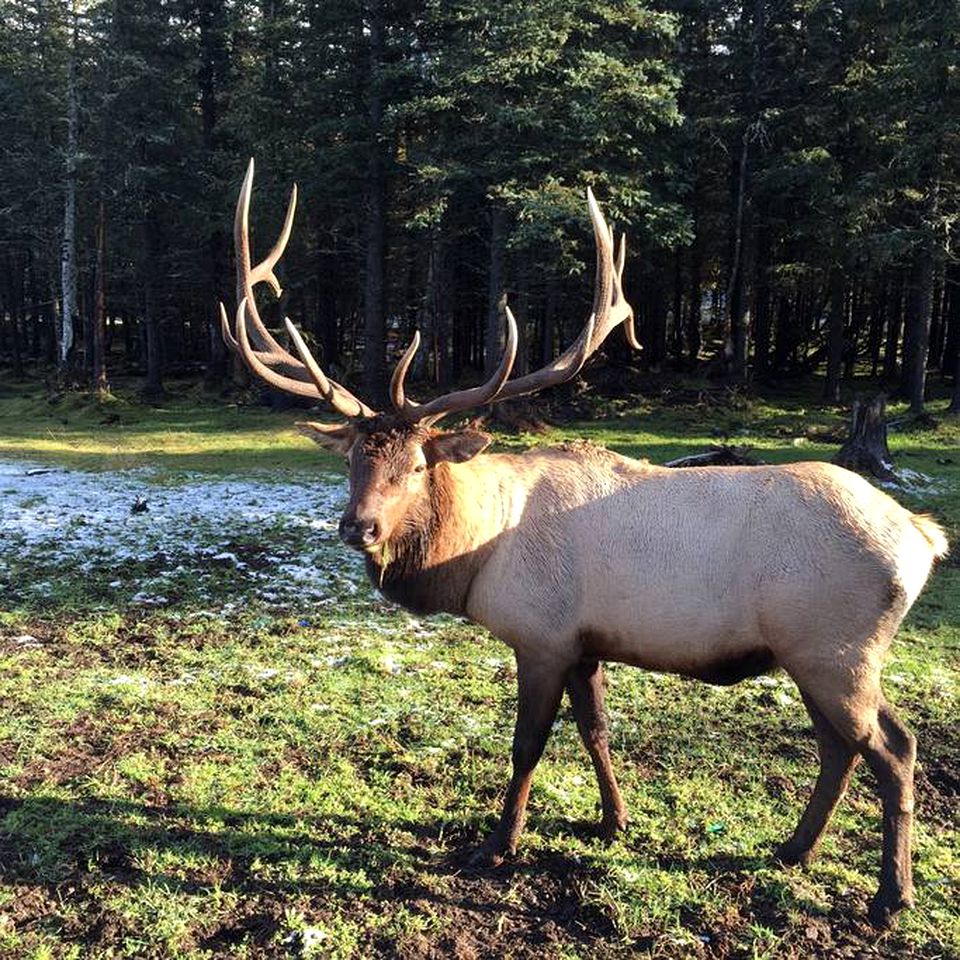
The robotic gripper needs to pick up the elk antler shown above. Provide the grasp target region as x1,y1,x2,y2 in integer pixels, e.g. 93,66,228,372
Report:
221,158,375,419
385,188,637,424
223,163,636,427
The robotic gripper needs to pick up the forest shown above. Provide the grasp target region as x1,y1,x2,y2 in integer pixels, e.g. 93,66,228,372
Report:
1,0,958,412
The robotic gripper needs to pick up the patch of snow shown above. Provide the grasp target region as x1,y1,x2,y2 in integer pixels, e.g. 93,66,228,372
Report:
0,458,366,611
252,667,280,679
380,655,402,675
317,655,349,667
882,467,953,497
102,674,151,692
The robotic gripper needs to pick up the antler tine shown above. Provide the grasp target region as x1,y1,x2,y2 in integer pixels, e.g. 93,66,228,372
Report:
390,308,519,425
226,160,378,419
584,188,614,354
614,232,641,351
234,159,295,357
251,183,297,296
389,330,422,413
285,318,375,419
219,302,239,354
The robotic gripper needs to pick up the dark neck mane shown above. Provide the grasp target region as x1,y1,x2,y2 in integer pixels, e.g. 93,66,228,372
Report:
364,465,481,616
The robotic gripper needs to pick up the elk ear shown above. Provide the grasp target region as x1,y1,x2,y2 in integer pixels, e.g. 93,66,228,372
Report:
423,430,492,465
296,420,356,455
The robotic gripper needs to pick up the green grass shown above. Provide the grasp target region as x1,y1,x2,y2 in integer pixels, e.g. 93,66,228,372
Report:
0,381,325,474
0,379,957,958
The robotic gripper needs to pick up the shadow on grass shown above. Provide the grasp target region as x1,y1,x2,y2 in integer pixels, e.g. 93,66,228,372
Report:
0,793,423,896
0,794,622,953
0,794,936,956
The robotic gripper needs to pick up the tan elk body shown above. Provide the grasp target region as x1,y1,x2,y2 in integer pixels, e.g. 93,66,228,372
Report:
222,160,947,929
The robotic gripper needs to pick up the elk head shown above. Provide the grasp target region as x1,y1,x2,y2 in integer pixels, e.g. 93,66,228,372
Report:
220,159,638,555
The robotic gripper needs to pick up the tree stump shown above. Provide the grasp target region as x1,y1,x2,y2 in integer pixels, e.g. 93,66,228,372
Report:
832,395,895,481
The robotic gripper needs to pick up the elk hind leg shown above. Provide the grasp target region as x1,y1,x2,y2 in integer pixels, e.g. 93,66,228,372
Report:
566,659,627,839
803,685,916,928
861,699,917,928
469,657,565,867
775,690,859,867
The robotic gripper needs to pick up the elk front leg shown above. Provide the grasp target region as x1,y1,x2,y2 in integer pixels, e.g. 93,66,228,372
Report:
566,659,627,839
469,657,565,867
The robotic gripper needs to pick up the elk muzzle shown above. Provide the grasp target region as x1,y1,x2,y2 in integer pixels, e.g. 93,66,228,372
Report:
338,510,381,550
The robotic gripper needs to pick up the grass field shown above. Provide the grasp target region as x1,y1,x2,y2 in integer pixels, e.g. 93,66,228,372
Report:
0,379,957,959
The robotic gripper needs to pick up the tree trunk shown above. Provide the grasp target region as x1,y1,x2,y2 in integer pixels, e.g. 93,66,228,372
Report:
947,270,960,414
59,1,80,378
415,229,443,384
949,347,960,415
844,280,865,382
485,203,507,377
752,233,770,379
882,272,904,384
772,292,793,373
723,136,749,379
30,272,42,360
3,253,24,378
140,212,166,402
948,277,960,413
943,265,959,399
198,0,229,387
541,279,558,368
644,272,667,369
92,198,108,397
722,0,764,381
927,263,946,371
823,267,846,402
671,249,684,363
362,1,387,404
903,250,935,414
867,278,885,379
46,286,59,364
686,236,702,364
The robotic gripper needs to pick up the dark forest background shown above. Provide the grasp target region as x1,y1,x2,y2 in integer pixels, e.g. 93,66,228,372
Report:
1,0,958,412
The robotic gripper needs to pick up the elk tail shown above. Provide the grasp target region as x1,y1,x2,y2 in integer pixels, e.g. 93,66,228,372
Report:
911,513,949,559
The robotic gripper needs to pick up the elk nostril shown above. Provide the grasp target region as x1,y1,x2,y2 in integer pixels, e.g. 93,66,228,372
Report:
338,515,360,543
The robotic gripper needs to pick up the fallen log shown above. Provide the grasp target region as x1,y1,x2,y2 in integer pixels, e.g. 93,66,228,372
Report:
664,445,762,468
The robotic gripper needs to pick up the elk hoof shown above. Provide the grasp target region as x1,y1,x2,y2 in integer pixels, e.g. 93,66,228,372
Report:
466,840,508,869
867,890,914,929
599,812,628,842
773,841,813,868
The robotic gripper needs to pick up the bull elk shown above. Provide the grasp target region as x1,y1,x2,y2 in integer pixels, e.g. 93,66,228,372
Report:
221,159,947,928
